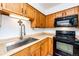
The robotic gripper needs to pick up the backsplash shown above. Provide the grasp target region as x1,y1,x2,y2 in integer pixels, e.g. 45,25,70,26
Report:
44,27,79,36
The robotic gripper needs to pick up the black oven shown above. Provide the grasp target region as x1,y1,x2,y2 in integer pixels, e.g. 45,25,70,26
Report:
55,30,79,56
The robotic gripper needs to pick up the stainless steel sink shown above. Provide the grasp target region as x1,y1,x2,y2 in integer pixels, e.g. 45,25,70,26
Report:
7,37,38,51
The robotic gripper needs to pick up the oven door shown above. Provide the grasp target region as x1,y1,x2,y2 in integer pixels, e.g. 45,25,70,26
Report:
56,41,73,56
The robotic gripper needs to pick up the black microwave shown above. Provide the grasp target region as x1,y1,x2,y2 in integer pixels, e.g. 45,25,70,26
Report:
54,15,78,27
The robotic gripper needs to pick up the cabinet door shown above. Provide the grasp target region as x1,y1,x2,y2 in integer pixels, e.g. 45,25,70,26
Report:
48,37,53,55
13,47,30,56
2,3,23,15
30,42,40,56
25,4,35,21
40,13,46,28
35,10,40,28
31,10,39,28
65,6,79,16
46,14,55,28
40,39,49,56
55,11,63,18
30,48,40,56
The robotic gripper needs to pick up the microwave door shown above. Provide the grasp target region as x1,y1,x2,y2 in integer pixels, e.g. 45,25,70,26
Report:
57,20,70,26
55,14,78,27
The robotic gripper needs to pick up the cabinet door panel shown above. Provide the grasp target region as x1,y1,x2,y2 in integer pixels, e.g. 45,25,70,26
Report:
35,11,40,28
2,3,23,15
46,14,55,28
31,48,40,56
40,13,46,28
55,11,63,18
25,4,35,21
13,47,30,56
48,37,53,55
30,42,40,56
40,39,49,56
65,7,79,16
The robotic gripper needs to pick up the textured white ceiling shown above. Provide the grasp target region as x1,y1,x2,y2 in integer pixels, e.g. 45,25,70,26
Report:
29,3,79,15
39,3,61,10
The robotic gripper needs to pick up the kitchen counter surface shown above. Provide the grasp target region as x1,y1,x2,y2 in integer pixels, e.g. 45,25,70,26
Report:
0,32,53,56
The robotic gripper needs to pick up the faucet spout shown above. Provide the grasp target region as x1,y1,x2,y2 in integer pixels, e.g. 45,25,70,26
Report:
18,20,26,40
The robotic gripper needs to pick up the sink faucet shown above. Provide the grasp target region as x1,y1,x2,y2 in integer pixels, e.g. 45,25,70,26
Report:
18,20,26,40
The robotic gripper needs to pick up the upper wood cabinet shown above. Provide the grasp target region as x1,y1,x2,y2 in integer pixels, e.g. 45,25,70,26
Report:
40,13,46,28
31,10,46,28
2,3,23,15
55,6,79,18
23,4,35,21
64,6,79,16
55,11,64,18
46,14,56,28
31,10,40,28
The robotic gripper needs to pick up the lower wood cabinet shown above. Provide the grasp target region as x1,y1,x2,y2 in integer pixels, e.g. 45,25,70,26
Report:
12,47,30,56
30,42,40,56
40,38,49,56
12,37,53,56
48,37,53,55
30,48,40,56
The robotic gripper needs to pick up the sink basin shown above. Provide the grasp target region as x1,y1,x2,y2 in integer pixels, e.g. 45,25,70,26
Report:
7,37,38,51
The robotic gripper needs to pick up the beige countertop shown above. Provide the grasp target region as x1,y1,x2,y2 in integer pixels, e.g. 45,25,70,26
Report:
0,32,53,56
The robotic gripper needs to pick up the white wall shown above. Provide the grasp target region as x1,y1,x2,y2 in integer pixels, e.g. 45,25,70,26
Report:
0,15,44,39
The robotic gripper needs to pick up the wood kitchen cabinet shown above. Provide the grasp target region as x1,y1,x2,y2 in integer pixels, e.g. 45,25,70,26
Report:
30,42,40,56
13,47,30,56
55,6,79,18
12,37,53,56
48,37,53,55
31,10,46,28
64,6,79,16
40,37,53,56
40,13,46,28
23,3,35,21
34,10,41,28
55,11,64,18
13,42,41,56
46,14,56,28
2,3,23,15
40,38,49,56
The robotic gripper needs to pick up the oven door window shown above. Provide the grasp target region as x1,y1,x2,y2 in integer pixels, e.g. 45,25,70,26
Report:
56,42,73,55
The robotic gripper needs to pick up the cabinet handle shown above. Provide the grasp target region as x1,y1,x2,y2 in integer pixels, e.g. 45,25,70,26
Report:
1,3,3,7
22,8,23,13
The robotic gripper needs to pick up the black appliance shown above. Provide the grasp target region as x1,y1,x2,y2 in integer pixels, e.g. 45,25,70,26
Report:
54,14,78,27
55,30,79,56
